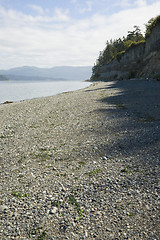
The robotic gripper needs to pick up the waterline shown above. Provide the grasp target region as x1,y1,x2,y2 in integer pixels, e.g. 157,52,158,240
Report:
0,81,90,104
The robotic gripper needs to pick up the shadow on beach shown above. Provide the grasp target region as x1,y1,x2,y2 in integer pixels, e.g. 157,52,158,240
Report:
93,79,160,169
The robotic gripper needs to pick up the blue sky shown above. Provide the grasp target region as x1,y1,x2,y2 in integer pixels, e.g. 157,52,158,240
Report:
0,0,160,69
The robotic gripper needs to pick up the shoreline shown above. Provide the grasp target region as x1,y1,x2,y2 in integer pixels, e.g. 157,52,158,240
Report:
0,80,91,105
0,80,160,239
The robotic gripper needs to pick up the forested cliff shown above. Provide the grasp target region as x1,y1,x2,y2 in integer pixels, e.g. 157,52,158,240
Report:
91,16,160,81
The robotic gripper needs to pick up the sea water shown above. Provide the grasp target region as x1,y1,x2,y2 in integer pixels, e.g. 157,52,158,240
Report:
0,80,90,104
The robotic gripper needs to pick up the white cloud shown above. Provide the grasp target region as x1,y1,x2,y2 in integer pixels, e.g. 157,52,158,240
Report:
135,0,147,7
28,4,45,15
0,1,160,69
53,8,70,22
79,1,92,13
114,0,132,8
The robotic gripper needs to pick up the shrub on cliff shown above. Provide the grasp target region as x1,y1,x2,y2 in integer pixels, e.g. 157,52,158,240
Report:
92,15,160,77
93,25,145,69
145,15,160,37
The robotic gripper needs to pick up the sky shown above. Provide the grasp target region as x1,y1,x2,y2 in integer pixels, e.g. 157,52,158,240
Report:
0,0,160,69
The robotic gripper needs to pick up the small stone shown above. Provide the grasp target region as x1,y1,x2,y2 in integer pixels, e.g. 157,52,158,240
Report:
72,222,76,227
7,226,11,231
103,157,107,160
50,207,57,214
0,205,8,212
93,146,98,150
85,230,88,237
106,228,112,232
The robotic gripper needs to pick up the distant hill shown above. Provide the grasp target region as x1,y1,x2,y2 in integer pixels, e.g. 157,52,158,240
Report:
0,66,92,81
0,75,9,81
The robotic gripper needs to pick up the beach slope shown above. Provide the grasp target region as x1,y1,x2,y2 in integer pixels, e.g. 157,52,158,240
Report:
0,80,160,239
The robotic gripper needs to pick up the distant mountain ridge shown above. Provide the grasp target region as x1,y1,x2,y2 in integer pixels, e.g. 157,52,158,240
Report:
0,75,9,81
0,66,92,81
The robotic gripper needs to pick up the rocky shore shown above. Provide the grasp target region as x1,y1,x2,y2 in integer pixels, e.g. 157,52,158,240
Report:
0,80,160,239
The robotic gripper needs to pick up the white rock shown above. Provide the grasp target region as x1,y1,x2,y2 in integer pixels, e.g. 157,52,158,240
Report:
0,205,8,212
50,207,57,214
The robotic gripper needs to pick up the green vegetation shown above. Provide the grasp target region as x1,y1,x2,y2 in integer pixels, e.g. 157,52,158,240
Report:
127,212,136,217
78,161,86,166
68,195,84,219
92,25,144,74
51,200,62,207
145,15,160,37
121,168,132,174
138,115,156,123
86,168,102,177
115,103,127,109
36,231,47,240
31,148,53,162
30,226,47,240
92,15,160,78
12,191,29,198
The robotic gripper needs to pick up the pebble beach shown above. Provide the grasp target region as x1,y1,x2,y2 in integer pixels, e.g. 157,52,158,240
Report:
0,79,160,240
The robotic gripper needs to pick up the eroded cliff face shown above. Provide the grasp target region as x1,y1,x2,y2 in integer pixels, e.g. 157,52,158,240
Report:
94,21,160,80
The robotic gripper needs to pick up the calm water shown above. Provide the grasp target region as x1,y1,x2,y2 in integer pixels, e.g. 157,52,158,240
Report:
0,81,90,104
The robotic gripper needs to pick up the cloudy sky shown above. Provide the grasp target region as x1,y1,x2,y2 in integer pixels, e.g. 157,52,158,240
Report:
0,0,160,69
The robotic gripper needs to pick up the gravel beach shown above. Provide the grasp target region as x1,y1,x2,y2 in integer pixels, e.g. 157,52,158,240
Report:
0,79,160,240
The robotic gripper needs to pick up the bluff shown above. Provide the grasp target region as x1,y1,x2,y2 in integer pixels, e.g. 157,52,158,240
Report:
92,18,160,81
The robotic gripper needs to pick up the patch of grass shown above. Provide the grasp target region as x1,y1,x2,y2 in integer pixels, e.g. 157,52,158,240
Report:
114,133,120,137
30,227,47,240
86,168,102,177
60,173,67,177
127,212,136,216
139,116,156,122
31,149,53,162
12,191,29,198
51,200,62,207
120,168,132,174
116,103,127,109
68,195,83,218
78,161,86,166
18,156,26,164
31,227,42,235
68,195,80,207
37,231,47,240
36,153,49,161
18,174,24,178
